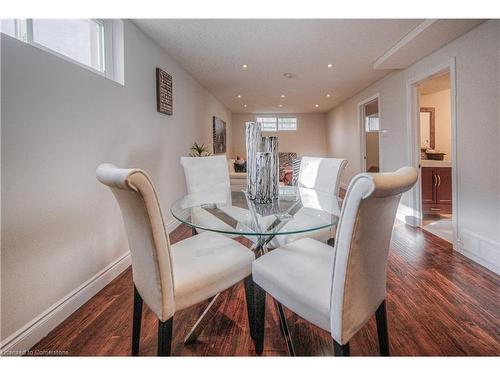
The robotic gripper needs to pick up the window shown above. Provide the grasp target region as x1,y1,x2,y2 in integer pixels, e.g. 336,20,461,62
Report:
278,117,298,131
365,115,380,132
1,19,123,84
256,116,298,131
256,117,278,131
32,19,106,73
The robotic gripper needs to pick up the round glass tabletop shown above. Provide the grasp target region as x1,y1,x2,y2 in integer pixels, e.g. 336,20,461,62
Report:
170,186,341,237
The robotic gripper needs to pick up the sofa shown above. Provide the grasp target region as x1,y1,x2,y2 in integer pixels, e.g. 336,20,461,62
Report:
228,153,297,192
228,159,247,192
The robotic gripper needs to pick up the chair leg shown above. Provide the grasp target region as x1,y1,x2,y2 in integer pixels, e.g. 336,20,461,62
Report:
158,317,174,356
254,284,266,355
132,285,143,356
243,276,256,340
333,340,350,356
375,299,390,356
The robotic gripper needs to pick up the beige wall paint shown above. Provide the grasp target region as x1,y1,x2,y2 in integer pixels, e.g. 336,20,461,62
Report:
420,89,452,161
325,20,499,272
1,21,232,341
231,113,328,158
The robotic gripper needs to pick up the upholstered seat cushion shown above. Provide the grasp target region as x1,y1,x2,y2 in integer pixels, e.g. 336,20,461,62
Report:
190,205,253,236
172,232,255,311
267,207,333,248
268,227,331,248
252,238,335,332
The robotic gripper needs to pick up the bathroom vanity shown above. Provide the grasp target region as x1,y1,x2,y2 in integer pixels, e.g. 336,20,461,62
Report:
421,160,452,215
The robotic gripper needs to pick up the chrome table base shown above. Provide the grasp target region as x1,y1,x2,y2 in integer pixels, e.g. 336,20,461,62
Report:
183,292,224,344
183,239,296,356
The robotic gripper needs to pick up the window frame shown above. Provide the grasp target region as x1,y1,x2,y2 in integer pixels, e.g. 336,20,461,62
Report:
6,19,115,80
256,116,278,132
256,116,298,132
277,117,298,131
365,114,380,132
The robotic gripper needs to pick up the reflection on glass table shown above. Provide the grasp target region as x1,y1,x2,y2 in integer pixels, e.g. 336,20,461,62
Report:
171,186,341,245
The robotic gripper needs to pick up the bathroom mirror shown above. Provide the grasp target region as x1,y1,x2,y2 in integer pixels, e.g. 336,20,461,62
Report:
420,107,435,149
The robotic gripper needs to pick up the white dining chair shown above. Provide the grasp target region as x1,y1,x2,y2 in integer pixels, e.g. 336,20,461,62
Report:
297,156,348,197
180,155,252,237
180,155,232,201
96,163,255,356
252,167,418,356
269,157,347,248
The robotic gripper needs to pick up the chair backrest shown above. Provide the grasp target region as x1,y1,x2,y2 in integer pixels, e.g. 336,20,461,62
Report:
180,155,231,203
298,157,348,196
330,167,417,344
96,164,175,322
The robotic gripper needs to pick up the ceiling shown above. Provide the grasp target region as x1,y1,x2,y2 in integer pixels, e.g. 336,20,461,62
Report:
132,19,475,114
373,19,483,70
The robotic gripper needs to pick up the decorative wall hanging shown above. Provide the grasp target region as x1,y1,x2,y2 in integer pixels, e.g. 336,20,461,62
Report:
156,68,173,115
212,116,227,154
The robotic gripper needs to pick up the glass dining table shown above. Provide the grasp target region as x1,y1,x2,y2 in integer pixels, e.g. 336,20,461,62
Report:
171,186,341,355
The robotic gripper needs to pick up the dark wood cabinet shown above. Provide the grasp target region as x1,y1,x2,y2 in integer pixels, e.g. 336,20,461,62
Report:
422,166,452,215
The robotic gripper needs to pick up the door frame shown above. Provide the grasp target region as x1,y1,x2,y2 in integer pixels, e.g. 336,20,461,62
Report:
358,93,382,173
405,58,458,250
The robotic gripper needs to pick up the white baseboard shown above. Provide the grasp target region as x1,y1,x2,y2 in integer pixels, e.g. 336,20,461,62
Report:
457,229,500,275
0,219,183,356
395,204,499,274
0,252,131,356
396,203,419,227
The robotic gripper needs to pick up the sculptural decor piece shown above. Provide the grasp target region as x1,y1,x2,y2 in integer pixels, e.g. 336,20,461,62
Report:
260,136,279,201
245,122,262,199
256,152,273,203
245,122,279,202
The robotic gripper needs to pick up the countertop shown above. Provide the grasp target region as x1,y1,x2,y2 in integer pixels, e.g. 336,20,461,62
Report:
420,159,452,168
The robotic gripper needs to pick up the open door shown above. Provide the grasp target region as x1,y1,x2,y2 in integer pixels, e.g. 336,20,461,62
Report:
360,97,380,172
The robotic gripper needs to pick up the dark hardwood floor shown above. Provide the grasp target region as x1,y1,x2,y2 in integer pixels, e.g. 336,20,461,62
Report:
29,222,500,356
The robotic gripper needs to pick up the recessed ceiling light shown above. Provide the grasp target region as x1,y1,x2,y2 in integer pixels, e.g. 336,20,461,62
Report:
283,72,295,79
327,63,333,68
315,104,319,108
326,93,331,98
279,104,283,108
237,94,242,98
243,104,247,108
241,64,248,69
280,94,286,98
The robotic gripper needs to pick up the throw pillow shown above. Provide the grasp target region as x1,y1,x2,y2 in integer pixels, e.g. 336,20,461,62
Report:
234,161,247,173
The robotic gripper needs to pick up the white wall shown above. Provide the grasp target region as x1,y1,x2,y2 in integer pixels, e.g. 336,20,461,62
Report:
326,20,500,273
231,112,328,158
420,89,452,160
0,20,232,347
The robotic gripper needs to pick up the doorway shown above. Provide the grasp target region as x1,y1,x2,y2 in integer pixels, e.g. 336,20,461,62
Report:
359,95,380,172
416,71,454,244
